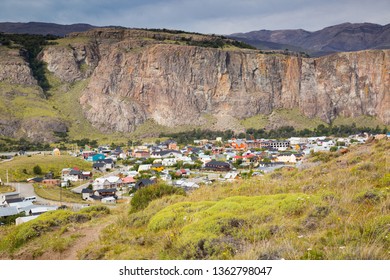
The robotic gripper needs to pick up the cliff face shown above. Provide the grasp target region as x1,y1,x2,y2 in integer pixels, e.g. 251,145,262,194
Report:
0,47,37,85
0,47,68,142
40,30,389,133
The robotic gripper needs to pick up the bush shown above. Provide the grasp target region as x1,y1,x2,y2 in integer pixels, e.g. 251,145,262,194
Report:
130,183,186,213
33,165,42,175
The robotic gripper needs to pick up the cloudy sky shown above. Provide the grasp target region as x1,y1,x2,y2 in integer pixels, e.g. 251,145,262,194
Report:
1,0,389,34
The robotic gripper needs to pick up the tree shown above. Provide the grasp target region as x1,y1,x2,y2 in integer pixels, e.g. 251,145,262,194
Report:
33,165,42,175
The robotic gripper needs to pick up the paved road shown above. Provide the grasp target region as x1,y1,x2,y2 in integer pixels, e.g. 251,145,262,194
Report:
8,182,88,209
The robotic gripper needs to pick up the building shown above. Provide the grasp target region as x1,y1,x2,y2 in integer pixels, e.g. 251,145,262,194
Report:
204,160,231,171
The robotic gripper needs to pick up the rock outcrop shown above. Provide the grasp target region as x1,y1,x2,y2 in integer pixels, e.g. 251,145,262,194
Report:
30,29,390,133
40,29,388,133
0,47,68,142
0,47,37,85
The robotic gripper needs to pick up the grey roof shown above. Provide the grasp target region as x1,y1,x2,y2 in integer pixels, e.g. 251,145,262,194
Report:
0,206,19,217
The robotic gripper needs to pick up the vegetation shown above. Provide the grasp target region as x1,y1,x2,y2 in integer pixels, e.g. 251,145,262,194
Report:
0,33,60,93
0,206,110,256
130,183,186,213
160,123,387,144
0,140,389,260
33,184,85,203
0,137,51,152
0,154,92,182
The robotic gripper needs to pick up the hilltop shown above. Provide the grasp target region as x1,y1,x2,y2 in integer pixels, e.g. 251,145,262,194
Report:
0,139,388,260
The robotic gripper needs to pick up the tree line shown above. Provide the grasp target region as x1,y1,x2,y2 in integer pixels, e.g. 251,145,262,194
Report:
160,123,388,145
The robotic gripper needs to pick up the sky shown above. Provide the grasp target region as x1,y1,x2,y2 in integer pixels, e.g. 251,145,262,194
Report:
1,0,389,34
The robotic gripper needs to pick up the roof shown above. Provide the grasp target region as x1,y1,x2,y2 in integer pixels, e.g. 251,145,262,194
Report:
105,176,121,183
135,178,155,188
0,206,19,217
27,177,44,182
122,176,136,183
96,188,117,193
6,198,24,204
205,160,231,167
69,169,81,175
81,188,94,193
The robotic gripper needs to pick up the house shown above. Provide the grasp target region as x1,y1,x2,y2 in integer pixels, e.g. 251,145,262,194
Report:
81,188,94,200
162,158,177,166
26,177,44,183
204,160,231,171
277,153,297,163
80,171,93,180
42,179,60,186
105,176,123,188
101,197,116,204
92,178,111,190
99,158,115,169
134,178,155,190
133,150,150,158
138,164,152,172
96,188,117,198
121,176,136,184
1,192,21,205
150,150,182,159
93,162,106,171
151,163,164,172
0,206,19,218
231,139,247,150
28,206,58,216
87,154,106,162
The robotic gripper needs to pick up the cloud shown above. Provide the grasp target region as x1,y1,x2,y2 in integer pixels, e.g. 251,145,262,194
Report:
0,0,389,34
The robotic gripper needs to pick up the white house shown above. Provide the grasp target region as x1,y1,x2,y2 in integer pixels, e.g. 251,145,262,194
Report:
105,176,123,188
101,197,116,204
138,164,152,172
92,178,111,190
277,153,297,163
162,158,177,167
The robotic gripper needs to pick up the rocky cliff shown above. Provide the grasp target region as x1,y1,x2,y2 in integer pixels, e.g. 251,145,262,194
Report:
40,29,389,133
1,28,387,140
0,47,68,142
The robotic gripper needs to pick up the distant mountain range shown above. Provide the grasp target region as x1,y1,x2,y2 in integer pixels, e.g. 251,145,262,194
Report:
229,22,390,56
1,21,389,56
0,22,97,36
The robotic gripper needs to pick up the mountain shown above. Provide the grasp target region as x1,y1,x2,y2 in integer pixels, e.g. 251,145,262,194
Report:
230,22,390,56
0,28,388,142
0,22,98,36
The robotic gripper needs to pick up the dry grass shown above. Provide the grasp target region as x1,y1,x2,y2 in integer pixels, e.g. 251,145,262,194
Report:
1,140,389,260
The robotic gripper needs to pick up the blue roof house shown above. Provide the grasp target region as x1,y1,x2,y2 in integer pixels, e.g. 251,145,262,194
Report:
87,153,106,162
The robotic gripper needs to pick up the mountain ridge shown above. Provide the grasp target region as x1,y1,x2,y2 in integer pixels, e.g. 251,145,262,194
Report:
229,22,390,56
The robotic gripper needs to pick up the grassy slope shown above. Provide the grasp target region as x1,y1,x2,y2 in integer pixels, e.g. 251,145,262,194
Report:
87,139,389,260
1,139,387,260
0,154,92,182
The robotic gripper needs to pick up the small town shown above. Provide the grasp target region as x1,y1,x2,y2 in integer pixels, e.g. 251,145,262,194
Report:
1,132,388,225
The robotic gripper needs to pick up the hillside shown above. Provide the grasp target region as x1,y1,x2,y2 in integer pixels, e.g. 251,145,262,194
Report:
0,139,389,260
0,27,389,144
230,22,390,56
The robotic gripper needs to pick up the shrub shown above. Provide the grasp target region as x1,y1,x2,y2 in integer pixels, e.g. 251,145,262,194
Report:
33,165,42,175
130,183,186,213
